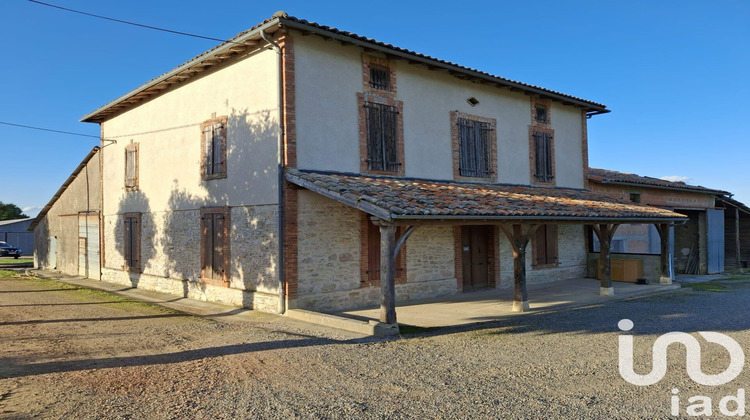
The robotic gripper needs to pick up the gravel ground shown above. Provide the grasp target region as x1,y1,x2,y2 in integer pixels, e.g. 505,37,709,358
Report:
2,273,750,419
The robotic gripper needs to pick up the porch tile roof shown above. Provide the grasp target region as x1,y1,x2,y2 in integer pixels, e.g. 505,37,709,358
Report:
285,169,687,223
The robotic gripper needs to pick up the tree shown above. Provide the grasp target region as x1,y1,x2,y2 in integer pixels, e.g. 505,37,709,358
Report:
0,202,29,221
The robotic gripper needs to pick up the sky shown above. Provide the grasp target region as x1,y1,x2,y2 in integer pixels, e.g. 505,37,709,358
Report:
1,0,748,218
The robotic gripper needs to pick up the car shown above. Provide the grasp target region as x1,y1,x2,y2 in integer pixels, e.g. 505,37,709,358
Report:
0,241,22,259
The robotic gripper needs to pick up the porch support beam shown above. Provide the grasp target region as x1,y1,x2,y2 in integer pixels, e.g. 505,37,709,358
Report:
591,223,620,296
499,223,539,312
655,223,675,284
379,224,397,324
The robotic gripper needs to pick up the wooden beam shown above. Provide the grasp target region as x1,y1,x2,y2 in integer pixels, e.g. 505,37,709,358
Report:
655,223,673,283
499,223,539,312
379,224,397,324
592,224,619,295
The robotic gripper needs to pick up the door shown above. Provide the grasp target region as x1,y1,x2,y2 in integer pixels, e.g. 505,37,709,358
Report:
461,226,490,290
78,213,101,279
707,209,725,274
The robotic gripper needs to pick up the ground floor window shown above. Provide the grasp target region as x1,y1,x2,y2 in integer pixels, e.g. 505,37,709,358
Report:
532,224,558,267
123,213,141,272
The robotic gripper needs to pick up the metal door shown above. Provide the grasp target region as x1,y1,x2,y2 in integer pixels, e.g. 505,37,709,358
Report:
707,209,725,274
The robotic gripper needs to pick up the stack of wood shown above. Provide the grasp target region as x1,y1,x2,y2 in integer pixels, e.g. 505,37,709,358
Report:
684,242,700,275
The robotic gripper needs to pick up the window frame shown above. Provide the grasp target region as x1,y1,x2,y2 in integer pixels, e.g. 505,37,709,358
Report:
531,129,555,184
358,94,405,175
123,212,142,273
200,115,228,181
124,143,139,191
200,207,231,287
451,111,497,182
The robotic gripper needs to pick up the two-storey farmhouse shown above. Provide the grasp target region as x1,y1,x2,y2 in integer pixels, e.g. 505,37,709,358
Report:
78,12,685,324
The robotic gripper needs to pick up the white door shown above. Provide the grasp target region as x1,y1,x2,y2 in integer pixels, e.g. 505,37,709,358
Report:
78,214,101,279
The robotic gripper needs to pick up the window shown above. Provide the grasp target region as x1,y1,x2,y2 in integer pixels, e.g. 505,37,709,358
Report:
629,193,642,203
535,106,548,124
532,131,554,183
201,207,230,286
123,213,141,272
360,216,406,287
365,101,401,172
451,112,497,181
200,116,228,180
369,65,391,91
533,224,558,267
124,143,138,190
458,118,494,178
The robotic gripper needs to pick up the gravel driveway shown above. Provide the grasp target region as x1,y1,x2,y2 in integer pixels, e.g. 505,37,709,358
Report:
2,273,750,419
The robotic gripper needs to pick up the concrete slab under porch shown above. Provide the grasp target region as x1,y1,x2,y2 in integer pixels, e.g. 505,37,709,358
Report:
336,277,683,329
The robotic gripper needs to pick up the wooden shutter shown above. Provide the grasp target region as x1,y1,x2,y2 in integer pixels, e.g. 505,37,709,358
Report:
212,123,224,174
365,102,399,172
212,213,224,280
204,126,214,175
459,119,492,178
201,214,213,278
124,217,132,268
533,224,558,266
125,147,136,188
534,132,552,182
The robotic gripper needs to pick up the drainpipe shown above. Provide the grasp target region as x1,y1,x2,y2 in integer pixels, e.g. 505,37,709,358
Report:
260,29,286,315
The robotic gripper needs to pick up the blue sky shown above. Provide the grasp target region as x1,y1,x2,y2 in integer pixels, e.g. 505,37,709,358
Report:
1,0,748,217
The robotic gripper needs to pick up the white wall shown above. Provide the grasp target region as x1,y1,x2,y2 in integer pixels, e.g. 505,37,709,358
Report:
294,35,586,188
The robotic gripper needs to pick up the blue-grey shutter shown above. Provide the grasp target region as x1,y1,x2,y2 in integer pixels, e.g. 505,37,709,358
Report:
707,209,725,274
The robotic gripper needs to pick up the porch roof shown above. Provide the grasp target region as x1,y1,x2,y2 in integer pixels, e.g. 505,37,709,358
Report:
285,169,687,224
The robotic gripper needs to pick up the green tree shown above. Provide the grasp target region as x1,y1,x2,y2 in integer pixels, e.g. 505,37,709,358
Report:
0,202,29,221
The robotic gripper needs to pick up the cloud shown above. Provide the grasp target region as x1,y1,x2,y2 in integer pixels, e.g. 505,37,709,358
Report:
659,175,690,183
21,206,43,217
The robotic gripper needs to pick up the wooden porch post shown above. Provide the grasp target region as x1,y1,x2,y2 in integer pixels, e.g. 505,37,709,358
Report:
655,223,674,284
500,223,539,312
736,207,742,271
592,224,619,296
379,224,397,324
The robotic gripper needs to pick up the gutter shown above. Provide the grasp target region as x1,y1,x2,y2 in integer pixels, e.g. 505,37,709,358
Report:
260,28,286,315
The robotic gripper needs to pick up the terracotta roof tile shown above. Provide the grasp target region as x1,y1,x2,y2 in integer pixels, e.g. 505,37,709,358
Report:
286,169,686,223
588,168,727,195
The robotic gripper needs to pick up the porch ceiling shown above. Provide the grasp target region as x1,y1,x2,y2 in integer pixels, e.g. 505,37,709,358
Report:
285,169,687,224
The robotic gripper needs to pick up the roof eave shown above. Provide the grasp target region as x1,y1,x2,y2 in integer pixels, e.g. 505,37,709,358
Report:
590,178,728,196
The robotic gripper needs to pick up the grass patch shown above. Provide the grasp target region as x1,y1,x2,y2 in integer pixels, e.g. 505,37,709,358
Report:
0,258,33,265
0,269,19,278
682,281,731,292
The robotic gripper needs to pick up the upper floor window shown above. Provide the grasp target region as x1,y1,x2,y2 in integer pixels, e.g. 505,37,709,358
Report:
629,193,642,203
451,111,497,181
532,131,554,183
458,118,493,178
369,65,391,91
200,115,228,180
535,106,548,124
362,100,403,173
124,143,138,190
362,55,396,97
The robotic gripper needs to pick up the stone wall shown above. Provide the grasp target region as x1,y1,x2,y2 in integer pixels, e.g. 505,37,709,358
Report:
498,224,588,288
294,191,458,312
102,203,280,313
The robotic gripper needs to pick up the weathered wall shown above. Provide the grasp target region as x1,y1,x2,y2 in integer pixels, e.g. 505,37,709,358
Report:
97,47,281,311
33,151,101,277
293,35,587,188
294,191,457,312
588,182,715,209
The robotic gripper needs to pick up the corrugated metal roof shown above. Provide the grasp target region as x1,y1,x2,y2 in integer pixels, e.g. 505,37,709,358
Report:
82,12,608,123
286,169,686,223
588,168,728,195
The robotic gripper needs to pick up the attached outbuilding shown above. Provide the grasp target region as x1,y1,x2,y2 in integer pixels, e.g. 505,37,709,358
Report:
30,147,101,278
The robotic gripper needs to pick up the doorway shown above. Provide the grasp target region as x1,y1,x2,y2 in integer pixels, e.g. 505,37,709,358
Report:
461,226,492,291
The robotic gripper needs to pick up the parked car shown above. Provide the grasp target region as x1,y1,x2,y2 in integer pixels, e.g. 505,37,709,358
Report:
0,241,22,259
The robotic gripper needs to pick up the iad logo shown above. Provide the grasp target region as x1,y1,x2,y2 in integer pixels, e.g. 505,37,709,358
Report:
617,319,744,386
618,319,747,417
